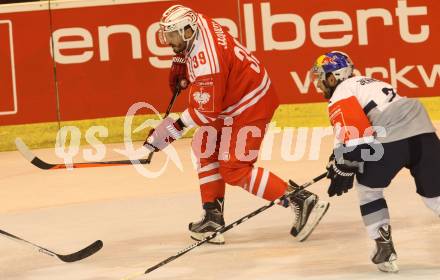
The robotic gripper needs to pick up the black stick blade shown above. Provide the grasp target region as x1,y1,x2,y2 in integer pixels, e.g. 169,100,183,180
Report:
15,138,151,169
31,157,56,170
288,179,300,188
56,240,103,263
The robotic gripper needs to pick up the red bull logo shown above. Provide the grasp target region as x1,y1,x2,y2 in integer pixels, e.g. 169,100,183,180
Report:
321,55,337,65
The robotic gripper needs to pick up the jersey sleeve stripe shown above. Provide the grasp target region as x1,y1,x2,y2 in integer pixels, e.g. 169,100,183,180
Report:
220,71,269,114
182,107,217,128
225,79,271,118
189,108,204,126
194,108,216,123
199,15,220,73
190,107,216,126
198,162,220,173
363,100,378,115
345,135,375,147
248,167,259,193
181,109,197,128
256,169,270,198
197,16,216,74
199,173,222,186
219,72,270,118
186,61,196,82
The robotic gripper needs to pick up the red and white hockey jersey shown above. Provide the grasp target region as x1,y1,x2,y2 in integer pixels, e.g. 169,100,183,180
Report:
180,14,279,127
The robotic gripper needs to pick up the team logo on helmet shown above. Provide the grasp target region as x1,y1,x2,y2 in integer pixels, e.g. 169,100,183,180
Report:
310,51,354,86
321,55,338,65
320,52,353,76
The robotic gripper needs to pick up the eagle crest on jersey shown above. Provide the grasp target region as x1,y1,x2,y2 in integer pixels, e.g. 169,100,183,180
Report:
193,90,211,110
189,76,215,113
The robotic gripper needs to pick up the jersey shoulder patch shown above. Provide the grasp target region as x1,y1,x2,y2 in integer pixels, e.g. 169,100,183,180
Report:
189,76,215,113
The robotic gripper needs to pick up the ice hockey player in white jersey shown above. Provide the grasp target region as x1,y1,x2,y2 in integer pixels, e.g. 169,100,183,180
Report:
310,51,440,273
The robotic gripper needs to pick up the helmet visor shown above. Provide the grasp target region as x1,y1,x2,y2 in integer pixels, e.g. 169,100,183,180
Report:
158,22,180,44
309,62,332,97
309,64,325,84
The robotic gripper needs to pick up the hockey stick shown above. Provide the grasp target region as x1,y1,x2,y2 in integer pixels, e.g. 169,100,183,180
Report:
0,229,103,262
121,172,328,280
15,138,150,170
15,87,181,170
145,85,181,164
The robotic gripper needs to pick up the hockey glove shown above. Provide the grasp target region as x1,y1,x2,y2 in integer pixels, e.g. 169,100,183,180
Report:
326,155,362,197
143,117,185,152
169,54,189,94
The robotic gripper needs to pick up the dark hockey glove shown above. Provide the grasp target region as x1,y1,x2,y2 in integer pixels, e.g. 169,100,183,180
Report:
326,155,362,197
169,54,189,94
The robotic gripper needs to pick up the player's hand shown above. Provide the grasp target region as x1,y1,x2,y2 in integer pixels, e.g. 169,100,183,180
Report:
326,155,360,197
169,54,189,94
143,117,184,152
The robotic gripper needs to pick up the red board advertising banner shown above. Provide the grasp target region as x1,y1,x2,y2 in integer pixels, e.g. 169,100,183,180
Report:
0,0,439,125
0,8,57,125
238,0,440,104
51,0,240,122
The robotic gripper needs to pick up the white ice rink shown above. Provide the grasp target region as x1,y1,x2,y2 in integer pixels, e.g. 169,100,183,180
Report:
1,128,439,280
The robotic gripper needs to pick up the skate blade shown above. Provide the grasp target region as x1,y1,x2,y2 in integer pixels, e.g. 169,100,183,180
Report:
190,232,225,245
295,201,330,242
377,259,399,273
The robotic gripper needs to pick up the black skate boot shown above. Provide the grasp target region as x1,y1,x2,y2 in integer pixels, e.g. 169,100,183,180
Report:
288,187,329,242
371,225,399,273
189,198,225,245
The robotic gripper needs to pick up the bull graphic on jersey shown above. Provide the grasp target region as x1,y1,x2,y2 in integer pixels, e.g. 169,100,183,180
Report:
193,88,211,110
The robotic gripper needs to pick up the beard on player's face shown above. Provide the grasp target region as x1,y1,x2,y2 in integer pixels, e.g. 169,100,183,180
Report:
317,80,332,99
165,31,186,54
170,41,187,54
319,74,339,99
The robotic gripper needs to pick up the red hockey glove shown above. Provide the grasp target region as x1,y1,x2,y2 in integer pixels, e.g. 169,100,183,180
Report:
143,117,185,152
169,54,189,94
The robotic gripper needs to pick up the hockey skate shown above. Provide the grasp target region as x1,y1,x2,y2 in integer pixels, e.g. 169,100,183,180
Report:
371,225,399,273
288,188,329,242
189,198,225,245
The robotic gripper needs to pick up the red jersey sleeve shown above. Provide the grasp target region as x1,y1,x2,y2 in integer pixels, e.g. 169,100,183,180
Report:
329,96,374,146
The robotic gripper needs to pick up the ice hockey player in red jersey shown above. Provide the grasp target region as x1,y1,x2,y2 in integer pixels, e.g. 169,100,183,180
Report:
310,51,440,273
143,5,330,244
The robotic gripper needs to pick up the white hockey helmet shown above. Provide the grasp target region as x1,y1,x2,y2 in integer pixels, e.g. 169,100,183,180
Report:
159,5,198,45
